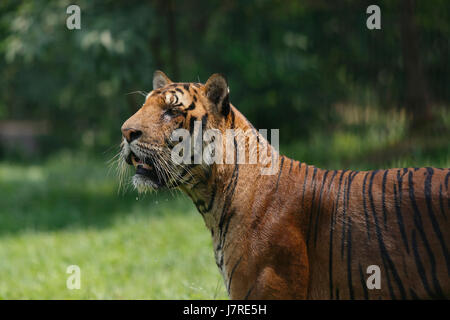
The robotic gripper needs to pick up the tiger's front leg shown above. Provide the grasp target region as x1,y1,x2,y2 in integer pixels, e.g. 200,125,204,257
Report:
238,266,309,299
230,226,310,300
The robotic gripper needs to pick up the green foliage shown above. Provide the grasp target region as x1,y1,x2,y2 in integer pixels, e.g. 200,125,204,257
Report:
282,105,450,170
0,0,448,154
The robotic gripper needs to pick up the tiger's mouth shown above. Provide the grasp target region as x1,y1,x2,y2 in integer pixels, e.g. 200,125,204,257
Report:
125,151,165,189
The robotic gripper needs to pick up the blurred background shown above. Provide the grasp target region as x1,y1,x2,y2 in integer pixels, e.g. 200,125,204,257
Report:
0,0,448,299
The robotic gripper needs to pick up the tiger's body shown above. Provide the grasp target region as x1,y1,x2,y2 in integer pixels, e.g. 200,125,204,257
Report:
204,158,450,299
120,71,450,299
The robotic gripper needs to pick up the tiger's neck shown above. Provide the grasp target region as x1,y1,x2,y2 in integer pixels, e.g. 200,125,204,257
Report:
180,104,279,227
179,105,299,296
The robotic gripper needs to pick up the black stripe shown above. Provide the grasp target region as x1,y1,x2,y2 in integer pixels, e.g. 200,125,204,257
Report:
288,159,293,174
217,220,233,269
201,114,208,131
393,180,410,254
216,139,240,257
395,169,410,253
381,170,389,228
313,170,330,247
306,167,318,246
194,199,206,215
244,285,255,300
230,109,235,129
343,171,359,298
179,163,196,181
221,94,230,116
186,102,196,111
189,116,197,134
411,229,434,297
424,168,450,276
347,214,354,299
409,171,445,295
221,209,236,253
326,170,338,194
362,172,371,241
183,84,189,91
438,184,447,219
329,170,347,299
223,239,241,267
370,171,398,300
341,171,358,258
446,171,450,209
314,170,337,247
358,263,369,299
370,170,406,299
227,256,243,293
274,156,285,192
338,174,350,260
301,165,310,211
205,184,217,212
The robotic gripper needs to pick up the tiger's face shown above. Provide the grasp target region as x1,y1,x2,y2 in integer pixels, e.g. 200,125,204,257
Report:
120,71,230,192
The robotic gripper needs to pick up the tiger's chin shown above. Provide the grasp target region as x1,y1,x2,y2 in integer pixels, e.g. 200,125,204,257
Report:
124,150,166,193
131,162,167,193
132,174,161,193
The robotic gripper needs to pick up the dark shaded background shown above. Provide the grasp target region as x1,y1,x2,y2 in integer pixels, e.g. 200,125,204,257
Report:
0,0,448,163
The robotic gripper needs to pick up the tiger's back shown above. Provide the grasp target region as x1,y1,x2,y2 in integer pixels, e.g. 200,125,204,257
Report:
303,166,450,299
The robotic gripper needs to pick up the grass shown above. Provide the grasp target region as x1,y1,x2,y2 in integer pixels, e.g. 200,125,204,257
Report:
0,153,228,299
0,106,448,299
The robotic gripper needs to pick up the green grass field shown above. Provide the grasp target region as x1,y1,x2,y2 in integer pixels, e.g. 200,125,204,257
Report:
0,154,228,299
0,107,448,299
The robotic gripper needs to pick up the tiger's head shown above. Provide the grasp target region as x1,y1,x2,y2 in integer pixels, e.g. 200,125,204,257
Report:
119,71,231,192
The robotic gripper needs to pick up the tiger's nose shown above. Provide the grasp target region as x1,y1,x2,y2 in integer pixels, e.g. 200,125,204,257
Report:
121,127,142,143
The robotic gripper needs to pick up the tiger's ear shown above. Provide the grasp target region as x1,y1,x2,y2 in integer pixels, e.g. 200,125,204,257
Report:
204,73,230,116
153,70,172,90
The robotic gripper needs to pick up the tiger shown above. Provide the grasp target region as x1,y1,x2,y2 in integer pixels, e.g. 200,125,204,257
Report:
119,70,450,299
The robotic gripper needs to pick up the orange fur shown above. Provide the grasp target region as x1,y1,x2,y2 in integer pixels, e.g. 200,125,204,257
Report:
120,71,450,299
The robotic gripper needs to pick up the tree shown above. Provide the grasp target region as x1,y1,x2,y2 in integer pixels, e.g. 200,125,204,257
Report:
400,0,432,129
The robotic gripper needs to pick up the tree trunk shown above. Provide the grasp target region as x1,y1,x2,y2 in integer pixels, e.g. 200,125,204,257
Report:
400,0,433,130
150,0,179,79
166,0,179,79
